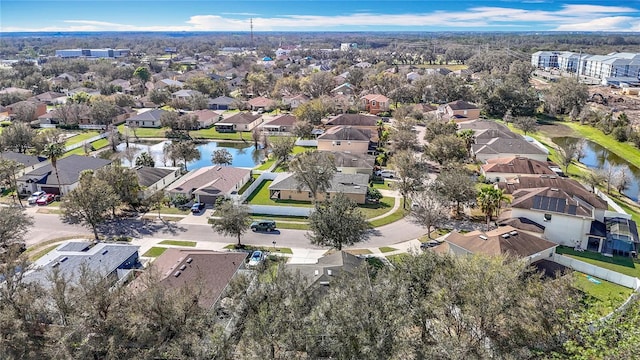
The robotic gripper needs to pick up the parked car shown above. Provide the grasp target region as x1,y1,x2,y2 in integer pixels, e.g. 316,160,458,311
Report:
248,250,264,267
190,202,205,213
36,193,55,206
420,240,440,249
250,220,277,232
375,170,396,178
27,191,46,205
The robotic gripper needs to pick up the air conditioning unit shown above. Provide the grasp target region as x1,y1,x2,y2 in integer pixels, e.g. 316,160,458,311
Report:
179,265,187,271
186,258,193,263
174,271,181,277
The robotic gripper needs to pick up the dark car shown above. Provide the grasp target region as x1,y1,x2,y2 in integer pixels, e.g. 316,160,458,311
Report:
190,202,205,213
36,193,55,206
250,220,277,232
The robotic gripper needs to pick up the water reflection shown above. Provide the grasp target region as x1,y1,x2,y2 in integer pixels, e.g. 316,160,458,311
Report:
554,137,640,201
115,140,265,169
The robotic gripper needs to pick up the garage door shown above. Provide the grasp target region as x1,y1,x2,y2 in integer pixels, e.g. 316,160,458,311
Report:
40,186,60,195
197,195,218,205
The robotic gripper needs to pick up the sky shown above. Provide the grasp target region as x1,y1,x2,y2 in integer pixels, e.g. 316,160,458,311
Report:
1,0,639,33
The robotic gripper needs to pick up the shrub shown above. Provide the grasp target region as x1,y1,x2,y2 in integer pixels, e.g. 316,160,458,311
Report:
612,126,628,142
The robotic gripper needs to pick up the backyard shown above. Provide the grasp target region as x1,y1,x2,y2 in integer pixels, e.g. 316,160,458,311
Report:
556,246,640,278
572,272,633,316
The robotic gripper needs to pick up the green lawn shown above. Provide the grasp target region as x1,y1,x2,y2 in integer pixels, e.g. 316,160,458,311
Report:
250,214,308,222
379,246,398,253
557,246,640,278
358,197,395,219
371,181,392,190
387,253,410,265
223,243,293,254
91,138,109,150
158,240,197,247
142,247,168,257
64,131,100,146
246,180,314,207
239,174,260,195
153,206,190,215
573,272,633,316
345,248,373,255
368,199,407,227
275,222,310,230
255,157,277,171
118,124,167,138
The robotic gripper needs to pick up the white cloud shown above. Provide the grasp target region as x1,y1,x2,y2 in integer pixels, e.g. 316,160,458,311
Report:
2,4,639,32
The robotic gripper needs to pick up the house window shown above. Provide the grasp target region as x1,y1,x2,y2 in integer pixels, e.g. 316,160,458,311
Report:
372,100,377,106
544,213,552,222
335,141,341,146
308,192,313,198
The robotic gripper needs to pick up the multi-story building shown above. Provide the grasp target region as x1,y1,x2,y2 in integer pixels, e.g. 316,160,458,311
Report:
580,52,640,80
557,51,584,73
530,51,559,69
55,48,130,58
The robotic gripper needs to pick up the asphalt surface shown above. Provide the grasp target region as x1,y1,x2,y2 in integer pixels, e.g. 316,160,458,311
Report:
25,211,427,249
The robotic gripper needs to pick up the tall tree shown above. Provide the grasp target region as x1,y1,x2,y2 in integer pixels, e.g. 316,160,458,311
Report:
60,171,120,240
134,151,155,167
133,66,151,83
0,158,24,207
289,151,336,202
210,200,251,247
0,122,36,153
425,134,468,165
545,77,589,115
171,141,201,171
0,206,32,256
411,190,448,239
41,140,66,195
269,136,295,163
291,120,314,139
293,99,330,125
513,116,538,136
211,148,233,166
391,150,428,209
431,167,477,216
477,186,510,230
95,165,141,210
89,99,118,127
307,193,369,250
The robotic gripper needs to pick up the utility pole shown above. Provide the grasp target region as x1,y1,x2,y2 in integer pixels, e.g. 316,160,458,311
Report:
250,18,254,47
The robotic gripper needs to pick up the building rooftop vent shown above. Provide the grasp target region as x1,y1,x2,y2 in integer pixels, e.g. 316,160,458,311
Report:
501,234,511,239
174,271,181,277
509,231,518,236
479,235,488,240
186,258,193,263
179,265,187,271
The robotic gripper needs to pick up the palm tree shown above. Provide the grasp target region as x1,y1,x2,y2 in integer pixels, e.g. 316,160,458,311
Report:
457,129,475,158
42,142,66,195
477,187,510,230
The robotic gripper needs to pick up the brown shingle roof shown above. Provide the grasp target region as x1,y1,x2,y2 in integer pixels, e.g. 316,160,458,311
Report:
144,249,247,309
317,126,371,142
265,114,298,126
166,165,250,195
221,112,261,125
447,100,478,110
445,225,556,258
482,156,556,176
498,175,608,210
325,113,380,127
247,96,275,107
509,187,593,217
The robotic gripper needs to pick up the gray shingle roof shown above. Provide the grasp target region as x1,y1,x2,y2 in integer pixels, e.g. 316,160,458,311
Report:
472,137,547,156
327,151,375,169
285,251,363,289
0,151,46,167
135,166,176,188
317,126,371,141
18,155,111,185
325,113,379,127
128,109,167,122
219,112,261,125
269,172,369,195
208,96,235,105
24,242,140,288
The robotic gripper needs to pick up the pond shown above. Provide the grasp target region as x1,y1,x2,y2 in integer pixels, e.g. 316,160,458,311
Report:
554,137,640,201
116,140,266,169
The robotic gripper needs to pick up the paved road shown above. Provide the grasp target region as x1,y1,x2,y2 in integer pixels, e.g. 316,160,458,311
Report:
26,210,427,249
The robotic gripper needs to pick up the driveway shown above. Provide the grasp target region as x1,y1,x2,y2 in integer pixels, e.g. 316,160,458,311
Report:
179,209,214,225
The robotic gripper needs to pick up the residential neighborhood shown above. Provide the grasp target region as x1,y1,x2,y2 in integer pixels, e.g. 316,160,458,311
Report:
1,28,640,359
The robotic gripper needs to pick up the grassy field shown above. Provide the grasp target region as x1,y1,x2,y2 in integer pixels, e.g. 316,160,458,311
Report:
246,180,314,207
255,157,277,171
158,240,196,247
142,247,168,257
358,197,395,219
379,246,398,253
557,246,640,278
274,222,310,230
118,124,166,138
153,206,189,215
223,243,293,254
64,131,100,146
91,138,109,150
573,272,633,316
371,181,392,190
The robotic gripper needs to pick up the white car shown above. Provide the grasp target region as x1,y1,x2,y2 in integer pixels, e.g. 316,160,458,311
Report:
248,250,264,267
27,191,46,205
376,170,396,178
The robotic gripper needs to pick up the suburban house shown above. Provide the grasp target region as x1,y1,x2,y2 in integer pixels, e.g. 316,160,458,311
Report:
360,94,390,115
154,78,184,89
262,114,297,134
438,225,557,263
324,113,380,142
166,165,251,205
23,241,140,288
191,109,222,128
136,249,247,309
285,251,363,291
481,156,558,182
323,151,375,175
282,94,309,109
135,166,181,199
331,83,355,95
208,95,236,110
472,135,549,162
268,172,369,204
437,100,480,122
214,112,263,132
29,91,67,105
17,155,112,195
171,89,203,100
496,175,627,254
6,100,47,121
126,109,167,128
247,96,276,111
458,119,511,133
413,103,437,116
0,151,48,176
317,126,372,154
